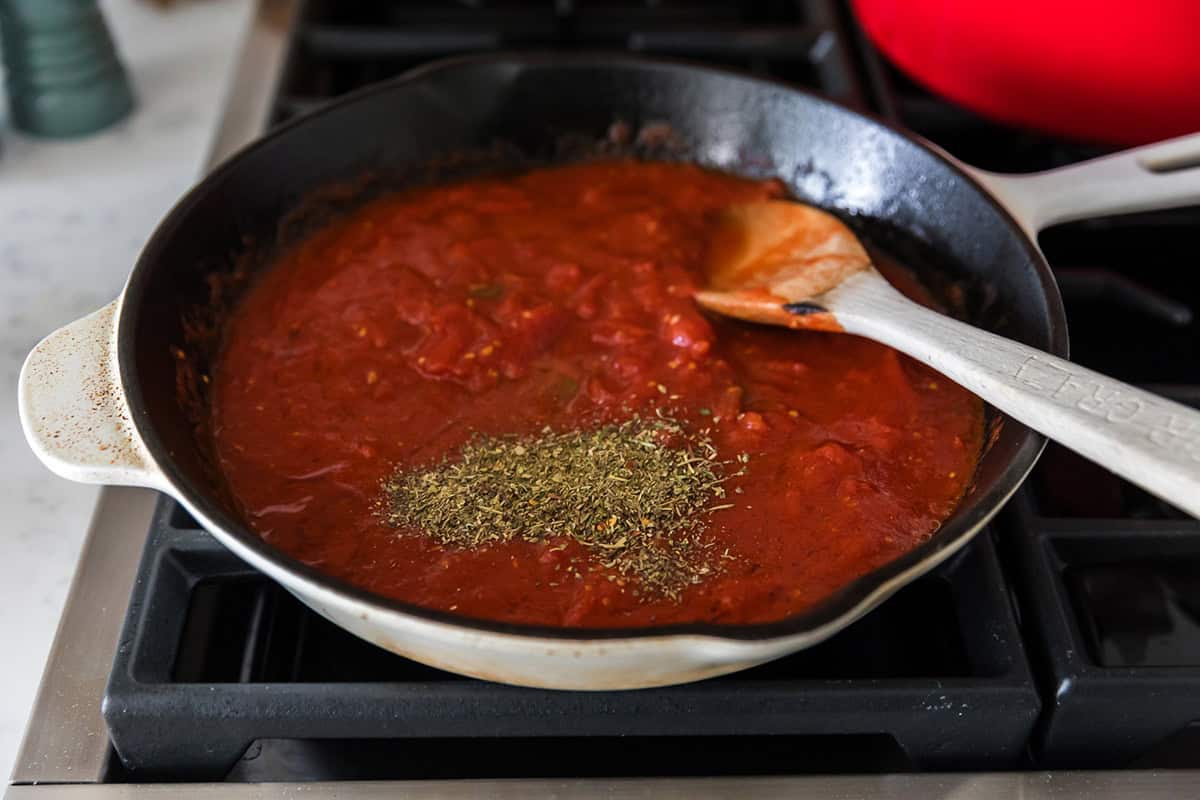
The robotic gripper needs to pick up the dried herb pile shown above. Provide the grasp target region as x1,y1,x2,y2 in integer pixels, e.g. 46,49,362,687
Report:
380,414,741,599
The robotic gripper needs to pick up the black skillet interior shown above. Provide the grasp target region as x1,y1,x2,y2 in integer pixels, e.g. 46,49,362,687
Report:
121,54,1067,640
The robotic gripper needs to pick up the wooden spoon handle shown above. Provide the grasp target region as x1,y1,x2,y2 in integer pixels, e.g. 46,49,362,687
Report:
966,131,1200,236
829,271,1200,518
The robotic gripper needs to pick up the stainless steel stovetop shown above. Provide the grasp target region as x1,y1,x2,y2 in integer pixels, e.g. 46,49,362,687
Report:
8,1,1200,796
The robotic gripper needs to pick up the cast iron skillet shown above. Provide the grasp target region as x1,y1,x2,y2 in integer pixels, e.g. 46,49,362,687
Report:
21,54,1200,688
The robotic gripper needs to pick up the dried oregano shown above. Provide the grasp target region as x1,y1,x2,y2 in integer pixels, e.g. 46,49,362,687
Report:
379,413,743,599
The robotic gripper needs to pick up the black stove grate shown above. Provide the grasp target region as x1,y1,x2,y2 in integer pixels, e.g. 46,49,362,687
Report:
100,0,1200,781
104,498,1038,780
273,0,868,122
999,489,1200,767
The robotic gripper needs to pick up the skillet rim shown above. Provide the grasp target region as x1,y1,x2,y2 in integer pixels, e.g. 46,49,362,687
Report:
119,51,1067,643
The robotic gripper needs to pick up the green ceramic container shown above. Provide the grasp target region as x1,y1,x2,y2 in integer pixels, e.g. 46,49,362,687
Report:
0,0,134,137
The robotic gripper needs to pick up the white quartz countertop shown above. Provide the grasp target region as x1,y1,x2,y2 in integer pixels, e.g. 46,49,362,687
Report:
0,0,254,780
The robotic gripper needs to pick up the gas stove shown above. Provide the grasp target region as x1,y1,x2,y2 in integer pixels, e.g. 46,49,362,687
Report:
9,1,1200,797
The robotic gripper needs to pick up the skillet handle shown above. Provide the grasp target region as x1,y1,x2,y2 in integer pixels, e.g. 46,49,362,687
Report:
964,131,1200,235
18,300,166,489
832,273,1200,519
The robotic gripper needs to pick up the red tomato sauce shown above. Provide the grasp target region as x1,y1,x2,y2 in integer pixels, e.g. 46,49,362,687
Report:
211,161,982,628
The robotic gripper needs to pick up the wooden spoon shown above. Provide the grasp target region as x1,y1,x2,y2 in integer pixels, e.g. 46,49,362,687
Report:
695,200,1200,518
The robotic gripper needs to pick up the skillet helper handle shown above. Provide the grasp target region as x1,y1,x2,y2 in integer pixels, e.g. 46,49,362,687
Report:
18,300,164,488
833,274,1200,519
966,131,1200,235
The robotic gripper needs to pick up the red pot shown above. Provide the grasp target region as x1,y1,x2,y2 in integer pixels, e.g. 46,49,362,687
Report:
851,0,1200,145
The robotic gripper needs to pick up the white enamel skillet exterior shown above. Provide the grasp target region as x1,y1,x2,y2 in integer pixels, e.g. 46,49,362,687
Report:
18,113,1200,689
